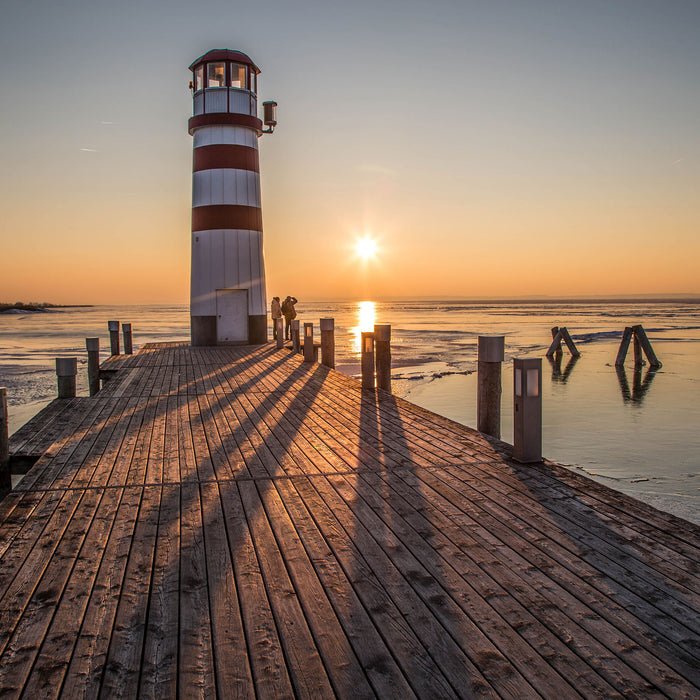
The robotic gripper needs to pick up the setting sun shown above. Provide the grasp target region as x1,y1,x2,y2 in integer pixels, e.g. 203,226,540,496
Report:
355,237,378,260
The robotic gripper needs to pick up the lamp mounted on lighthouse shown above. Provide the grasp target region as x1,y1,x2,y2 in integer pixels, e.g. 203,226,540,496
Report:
187,49,277,346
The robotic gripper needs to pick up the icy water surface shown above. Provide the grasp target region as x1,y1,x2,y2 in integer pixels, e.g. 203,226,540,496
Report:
1,300,698,520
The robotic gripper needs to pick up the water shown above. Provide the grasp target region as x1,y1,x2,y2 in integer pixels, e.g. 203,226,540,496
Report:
1,300,699,521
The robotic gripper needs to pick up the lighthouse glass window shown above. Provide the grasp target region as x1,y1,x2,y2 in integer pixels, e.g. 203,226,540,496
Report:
207,63,225,88
194,66,203,91
230,63,247,90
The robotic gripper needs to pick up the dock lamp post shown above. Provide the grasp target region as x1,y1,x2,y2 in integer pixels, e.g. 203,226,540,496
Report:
188,49,278,346
513,358,543,463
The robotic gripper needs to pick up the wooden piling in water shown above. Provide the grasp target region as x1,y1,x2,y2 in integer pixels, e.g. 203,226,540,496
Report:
122,323,133,355
361,332,375,389
374,324,391,393
56,358,78,399
320,318,335,369
546,326,580,357
108,321,120,356
633,325,662,368
0,388,10,495
616,325,661,368
86,338,100,396
615,327,634,367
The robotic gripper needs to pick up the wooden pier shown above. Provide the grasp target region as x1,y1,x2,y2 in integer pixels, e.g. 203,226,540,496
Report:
1,342,699,698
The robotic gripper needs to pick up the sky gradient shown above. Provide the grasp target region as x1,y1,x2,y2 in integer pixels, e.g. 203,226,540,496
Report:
1,0,699,303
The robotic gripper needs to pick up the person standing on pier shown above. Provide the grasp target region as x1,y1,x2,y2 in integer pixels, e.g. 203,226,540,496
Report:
271,296,282,339
281,296,298,340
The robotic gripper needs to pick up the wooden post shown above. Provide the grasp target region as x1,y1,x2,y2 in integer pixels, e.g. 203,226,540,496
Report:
633,333,645,367
559,328,580,357
56,357,78,399
303,323,315,363
86,337,100,396
320,318,335,369
275,318,284,349
122,323,133,355
633,325,662,368
615,327,633,367
108,320,120,356
374,324,391,393
291,320,300,354
546,328,564,357
0,388,10,495
477,335,505,439
361,332,375,390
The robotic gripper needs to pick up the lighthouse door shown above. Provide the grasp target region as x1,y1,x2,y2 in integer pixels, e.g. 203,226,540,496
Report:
216,289,248,344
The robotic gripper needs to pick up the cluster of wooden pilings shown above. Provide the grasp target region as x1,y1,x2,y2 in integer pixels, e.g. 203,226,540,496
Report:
56,321,134,399
279,318,393,393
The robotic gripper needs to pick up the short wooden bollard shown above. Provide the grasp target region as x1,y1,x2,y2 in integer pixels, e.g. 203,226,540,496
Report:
275,318,284,349
291,320,301,354
56,357,78,399
122,323,133,355
0,387,11,495
108,320,120,356
477,335,505,439
513,357,543,463
320,318,335,369
374,324,391,393
303,323,315,363
361,332,375,390
86,337,100,396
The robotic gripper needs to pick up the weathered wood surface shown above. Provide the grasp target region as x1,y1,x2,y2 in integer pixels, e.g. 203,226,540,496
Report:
1,342,699,698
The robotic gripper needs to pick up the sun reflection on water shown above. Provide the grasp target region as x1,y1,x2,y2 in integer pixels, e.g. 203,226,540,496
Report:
351,301,376,354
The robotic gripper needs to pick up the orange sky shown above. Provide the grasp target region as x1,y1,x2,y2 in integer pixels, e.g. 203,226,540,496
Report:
2,0,699,304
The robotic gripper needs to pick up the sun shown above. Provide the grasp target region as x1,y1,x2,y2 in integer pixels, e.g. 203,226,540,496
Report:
355,236,378,260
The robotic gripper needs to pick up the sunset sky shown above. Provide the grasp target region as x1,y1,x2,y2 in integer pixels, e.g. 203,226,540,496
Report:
1,0,698,303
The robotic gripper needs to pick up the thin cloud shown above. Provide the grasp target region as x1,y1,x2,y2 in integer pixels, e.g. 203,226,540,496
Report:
79,148,99,152
99,121,115,125
356,164,397,178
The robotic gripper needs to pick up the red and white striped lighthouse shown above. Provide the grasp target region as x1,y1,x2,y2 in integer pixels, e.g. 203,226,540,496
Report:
188,49,277,346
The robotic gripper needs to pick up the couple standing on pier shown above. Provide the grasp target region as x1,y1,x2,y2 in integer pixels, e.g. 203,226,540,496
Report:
271,295,298,341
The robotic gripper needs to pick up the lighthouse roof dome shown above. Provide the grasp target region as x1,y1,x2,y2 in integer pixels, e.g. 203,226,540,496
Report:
189,49,260,74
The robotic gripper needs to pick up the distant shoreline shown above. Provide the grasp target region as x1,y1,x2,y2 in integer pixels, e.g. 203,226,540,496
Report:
0,303,94,314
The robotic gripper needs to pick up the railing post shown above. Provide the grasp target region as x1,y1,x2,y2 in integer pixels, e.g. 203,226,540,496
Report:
477,335,505,439
0,388,10,496
320,318,335,369
275,318,284,349
361,332,375,390
303,323,315,363
513,357,542,463
108,320,120,356
291,320,300,354
86,338,100,396
122,323,133,355
56,357,78,399
374,324,391,393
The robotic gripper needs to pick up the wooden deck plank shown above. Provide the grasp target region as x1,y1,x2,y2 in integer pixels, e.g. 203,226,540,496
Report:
0,341,698,698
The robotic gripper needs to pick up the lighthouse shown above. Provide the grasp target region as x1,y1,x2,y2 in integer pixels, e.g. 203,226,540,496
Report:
188,49,277,346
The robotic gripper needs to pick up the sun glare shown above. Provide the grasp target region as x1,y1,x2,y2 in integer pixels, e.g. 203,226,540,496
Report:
355,237,377,260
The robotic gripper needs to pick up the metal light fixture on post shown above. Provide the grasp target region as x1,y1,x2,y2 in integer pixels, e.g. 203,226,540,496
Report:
513,357,542,463
477,335,505,439
361,332,375,390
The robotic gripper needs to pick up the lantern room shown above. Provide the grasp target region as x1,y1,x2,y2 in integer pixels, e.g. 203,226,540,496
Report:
189,49,261,123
